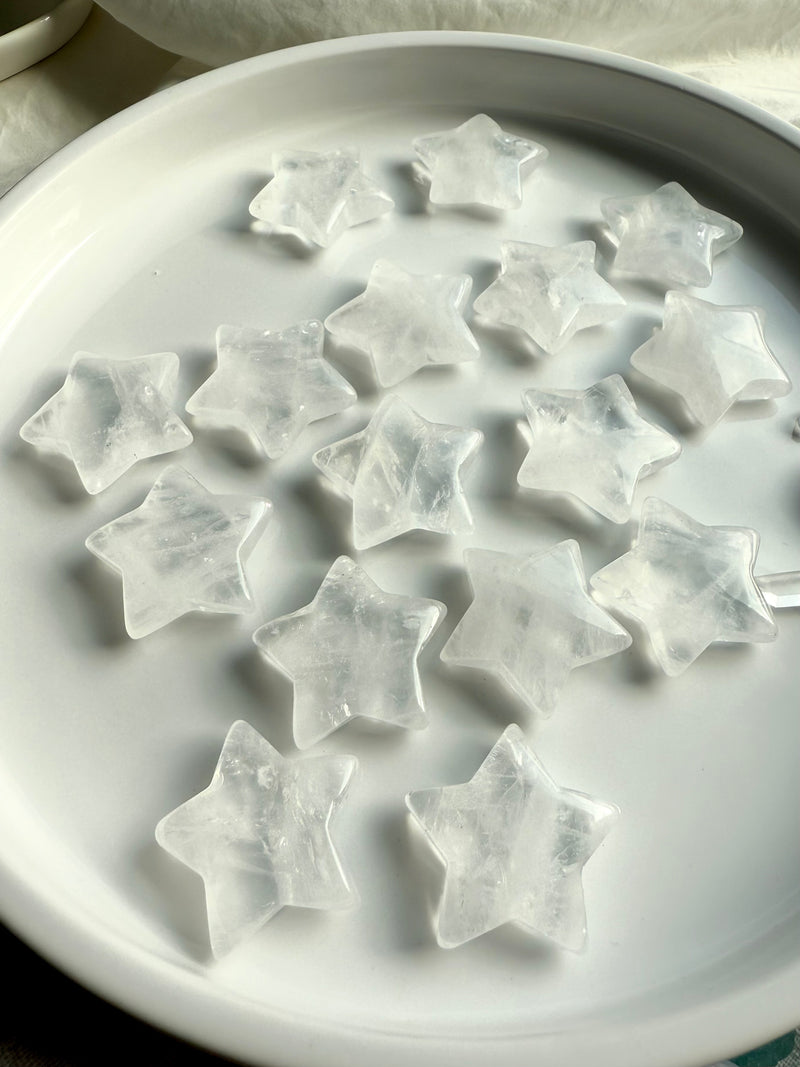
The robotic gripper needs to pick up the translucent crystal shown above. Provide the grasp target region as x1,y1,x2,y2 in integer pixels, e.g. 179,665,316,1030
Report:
441,541,631,717
590,497,778,676
312,395,483,550
85,466,271,638
19,351,192,494
630,292,791,426
249,147,393,248
185,321,355,458
473,240,625,354
324,259,479,387
518,374,681,523
406,723,619,950
156,720,357,958
253,555,445,749
412,113,548,209
601,181,743,287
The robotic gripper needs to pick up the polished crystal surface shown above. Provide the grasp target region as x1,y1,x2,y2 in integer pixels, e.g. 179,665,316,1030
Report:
406,724,618,949
441,541,631,716
185,321,355,457
473,240,625,354
253,556,445,749
601,181,743,287
156,720,357,958
324,259,479,387
312,395,483,550
590,498,778,676
85,466,270,638
249,147,393,247
630,292,791,426
518,374,681,522
19,351,192,494
412,113,548,209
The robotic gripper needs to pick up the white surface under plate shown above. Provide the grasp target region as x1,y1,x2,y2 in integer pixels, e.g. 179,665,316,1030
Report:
1,31,799,1067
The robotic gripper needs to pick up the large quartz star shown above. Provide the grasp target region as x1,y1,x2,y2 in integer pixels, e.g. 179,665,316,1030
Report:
156,720,357,958
85,465,270,638
185,321,356,457
249,147,394,248
324,259,480,387
406,724,618,949
473,241,625,355
518,374,681,523
441,541,631,716
601,182,743,287
312,395,483,550
590,497,777,676
412,113,548,209
253,555,445,749
630,292,791,427
19,351,192,493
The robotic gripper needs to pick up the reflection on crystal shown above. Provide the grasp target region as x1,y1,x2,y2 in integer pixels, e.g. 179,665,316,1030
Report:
253,556,445,749
85,466,270,638
156,720,357,958
324,260,479,387
601,182,742,287
19,351,192,494
249,147,393,247
473,241,625,354
185,321,355,457
630,292,791,426
312,395,483,550
590,498,777,675
412,113,548,209
518,375,681,522
406,724,618,949
441,541,631,716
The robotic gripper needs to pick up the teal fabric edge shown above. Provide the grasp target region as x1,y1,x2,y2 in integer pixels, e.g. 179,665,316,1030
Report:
732,1032,797,1066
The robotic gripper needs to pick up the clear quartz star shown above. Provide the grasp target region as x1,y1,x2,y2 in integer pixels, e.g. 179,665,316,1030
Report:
630,291,791,427
19,351,192,493
249,147,394,248
601,181,743,287
589,497,778,676
156,720,357,959
324,259,480,387
184,321,356,458
253,555,445,749
406,723,618,949
312,395,483,550
85,465,271,638
518,374,681,523
412,113,548,209
441,541,632,717
473,240,625,355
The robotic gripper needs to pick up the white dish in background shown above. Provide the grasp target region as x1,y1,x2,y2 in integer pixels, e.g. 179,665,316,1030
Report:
0,0,92,81
0,31,799,1067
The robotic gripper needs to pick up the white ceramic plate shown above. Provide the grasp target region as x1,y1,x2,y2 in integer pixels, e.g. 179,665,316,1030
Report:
1,32,799,1067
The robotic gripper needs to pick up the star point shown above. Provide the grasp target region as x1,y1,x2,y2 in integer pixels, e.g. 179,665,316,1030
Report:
156,720,357,958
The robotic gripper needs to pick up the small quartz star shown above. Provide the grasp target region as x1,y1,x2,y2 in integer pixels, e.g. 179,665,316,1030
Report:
85,465,271,638
412,113,547,209
156,720,357,958
473,240,625,355
324,260,480,387
253,555,445,749
590,497,778,676
601,181,743,287
518,374,681,523
406,723,618,949
249,147,393,247
312,395,483,550
185,321,356,457
630,292,791,427
19,351,192,493
441,541,631,717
